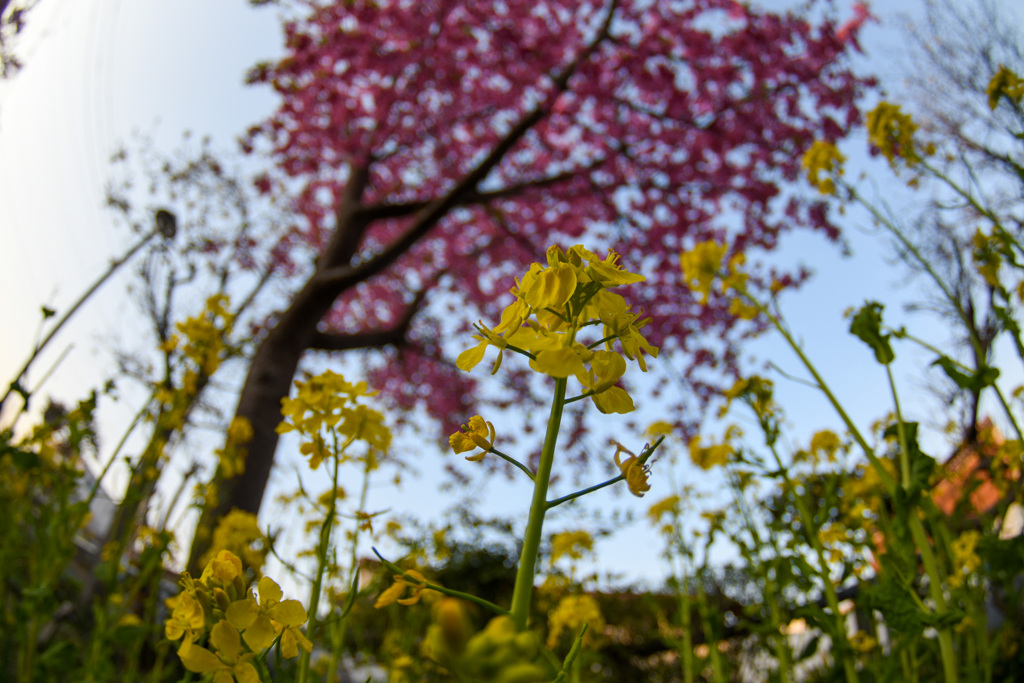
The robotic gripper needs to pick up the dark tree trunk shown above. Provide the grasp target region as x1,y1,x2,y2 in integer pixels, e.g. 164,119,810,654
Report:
187,167,373,573
186,16,611,571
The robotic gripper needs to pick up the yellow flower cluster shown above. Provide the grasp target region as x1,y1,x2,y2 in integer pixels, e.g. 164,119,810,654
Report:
215,417,254,479
720,375,777,419
948,530,982,589
972,228,1004,288
688,425,741,471
428,612,548,683
818,522,851,565
647,495,681,536
866,102,927,167
456,244,657,415
276,370,392,469
679,241,755,318
802,140,846,195
986,65,1024,110
155,295,239,435
165,550,311,682
549,530,594,565
199,509,267,573
176,294,236,377
546,593,604,650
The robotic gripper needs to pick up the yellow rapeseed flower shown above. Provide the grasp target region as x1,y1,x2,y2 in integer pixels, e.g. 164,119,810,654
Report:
866,102,926,167
613,442,652,497
801,140,846,195
987,65,1024,110
374,569,429,608
647,495,681,525
225,576,311,656
179,620,260,683
456,244,655,395
449,415,496,462
550,530,594,564
680,240,727,303
688,432,736,470
546,594,604,649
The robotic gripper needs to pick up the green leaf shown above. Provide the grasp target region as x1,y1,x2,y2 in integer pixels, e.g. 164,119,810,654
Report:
861,577,926,635
884,421,936,500
41,305,56,319
849,302,894,364
932,356,1000,393
7,447,41,470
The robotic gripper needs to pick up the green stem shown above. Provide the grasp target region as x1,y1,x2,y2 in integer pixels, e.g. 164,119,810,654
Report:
509,378,567,630
886,365,956,682
886,366,913,488
324,453,375,679
678,556,694,683
766,446,856,683
489,448,535,480
748,293,897,496
546,474,623,509
297,436,345,683
546,436,663,510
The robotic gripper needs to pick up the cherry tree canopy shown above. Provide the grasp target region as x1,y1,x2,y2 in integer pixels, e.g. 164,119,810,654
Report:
190,0,873,566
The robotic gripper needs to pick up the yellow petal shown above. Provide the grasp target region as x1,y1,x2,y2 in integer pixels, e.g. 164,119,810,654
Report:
374,580,406,609
494,297,530,335
257,576,283,606
280,629,299,659
588,351,626,392
242,615,277,652
234,661,261,683
456,341,488,372
466,415,489,438
530,347,585,379
592,386,635,414
179,644,222,673
225,599,258,630
587,252,645,287
523,264,577,310
449,432,477,455
267,600,307,626
209,620,243,659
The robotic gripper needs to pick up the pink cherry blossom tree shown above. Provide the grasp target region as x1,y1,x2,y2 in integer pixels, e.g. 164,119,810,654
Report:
190,0,873,567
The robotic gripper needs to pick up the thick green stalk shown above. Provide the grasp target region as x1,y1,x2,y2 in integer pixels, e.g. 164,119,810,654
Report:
695,577,727,683
509,378,567,630
326,451,375,676
678,559,694,683
298,439,343,683
887,367,958,683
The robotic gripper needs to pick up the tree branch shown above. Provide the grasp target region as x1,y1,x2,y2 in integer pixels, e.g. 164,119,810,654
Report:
357,167,594,222
308,286,429,351
313,0,620,291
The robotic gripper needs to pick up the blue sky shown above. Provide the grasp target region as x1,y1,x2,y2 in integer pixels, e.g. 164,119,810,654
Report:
1,0,1020,585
